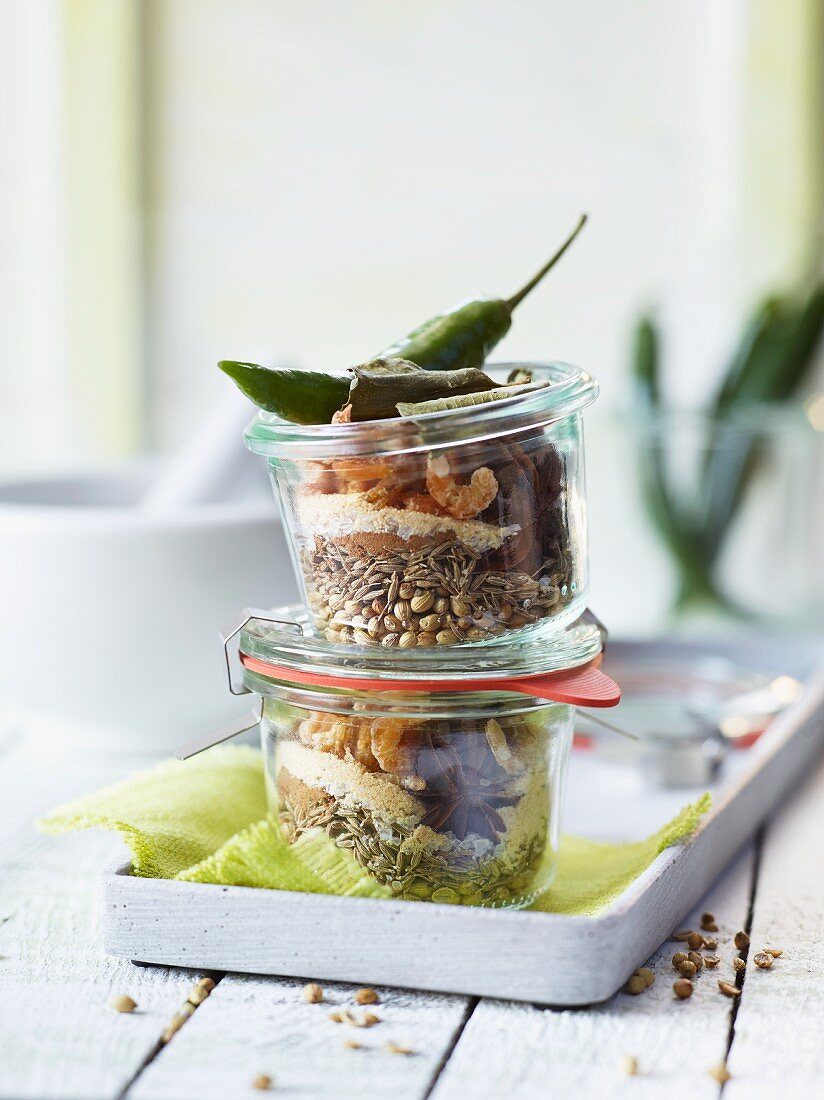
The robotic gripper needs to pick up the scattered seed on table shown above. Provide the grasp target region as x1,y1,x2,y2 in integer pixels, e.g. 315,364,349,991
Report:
329,1011,344,1023
672,952,689,969
619,1054,639,1076
703,955,720,969
687,931,704,950
637,967,655,988
354,987,379,1005
753,952,774,969
188,985,209,1006
673,979,693,1000
343,1039,363,1050
676,960,697,979
385,1041,414,1055
703,937,718,952
198,977,216,992
733,957,745,972
688,951,704,971
252,1074,273,1091
161,1013,188,1043
360,1011,381,1027
303,982,324,1003
734,930,750,950
624,975,646,994
671,930,692,942
708,1064,731,1084
701,912,715,924
765,948,783,958
718,980,741,998
109,994,137,1013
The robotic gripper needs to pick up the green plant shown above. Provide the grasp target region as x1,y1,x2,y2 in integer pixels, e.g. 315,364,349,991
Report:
632,286,824,614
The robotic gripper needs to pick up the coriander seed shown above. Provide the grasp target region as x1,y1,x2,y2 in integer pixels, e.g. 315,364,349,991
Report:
354,988,379,1005
703,955,720,969
673,978,693,999
687,931,704,950
619,1055,639,1076
303,982,324,1003
624,975,646,995
637,967,655,988
718,980,740,998
753,952,774,969
733,957,745,972
734,930,750,951
672,951,688,969
109,994,137,1014
708,1065,731,1084
677,960,697,979
687,951,704,971
252,1074,273,1090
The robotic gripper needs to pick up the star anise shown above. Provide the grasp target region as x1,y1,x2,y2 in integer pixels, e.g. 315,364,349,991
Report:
414,728,518,843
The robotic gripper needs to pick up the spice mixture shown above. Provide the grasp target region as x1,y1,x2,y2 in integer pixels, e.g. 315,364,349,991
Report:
270,709,553,907
296,436,578,646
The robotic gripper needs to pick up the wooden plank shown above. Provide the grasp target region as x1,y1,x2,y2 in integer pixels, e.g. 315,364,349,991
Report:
725,753,824,1099
0,736,216,1100
431,848,755,1100
129,976,471,1100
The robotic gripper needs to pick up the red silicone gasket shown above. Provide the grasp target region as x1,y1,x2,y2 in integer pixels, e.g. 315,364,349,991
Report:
239,654,621,708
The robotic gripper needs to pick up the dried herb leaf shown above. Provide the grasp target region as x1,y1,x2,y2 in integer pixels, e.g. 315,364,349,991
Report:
347,358,500,421
396,381,549,417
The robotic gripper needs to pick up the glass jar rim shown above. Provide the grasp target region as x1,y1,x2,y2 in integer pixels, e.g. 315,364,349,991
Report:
252,673,574,719
243,361,598,461
239,604,603,686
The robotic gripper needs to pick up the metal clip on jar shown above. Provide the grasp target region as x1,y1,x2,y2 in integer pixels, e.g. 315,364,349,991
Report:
203,607,619,911
243,362,598,649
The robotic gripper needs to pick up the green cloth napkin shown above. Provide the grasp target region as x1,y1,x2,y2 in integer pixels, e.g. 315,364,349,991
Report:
41,746,710,916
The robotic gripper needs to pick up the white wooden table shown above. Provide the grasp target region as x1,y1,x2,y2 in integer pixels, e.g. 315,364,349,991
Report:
2,717,823,1100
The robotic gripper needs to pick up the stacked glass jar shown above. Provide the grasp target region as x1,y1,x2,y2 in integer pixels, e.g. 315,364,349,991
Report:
236,363,618,908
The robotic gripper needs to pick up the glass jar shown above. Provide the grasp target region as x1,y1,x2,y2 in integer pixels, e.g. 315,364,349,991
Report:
243,362,598,647
237,609,618,908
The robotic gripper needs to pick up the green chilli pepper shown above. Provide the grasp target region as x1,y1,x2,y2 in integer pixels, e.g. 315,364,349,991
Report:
218,361,349,424
377,214,588,371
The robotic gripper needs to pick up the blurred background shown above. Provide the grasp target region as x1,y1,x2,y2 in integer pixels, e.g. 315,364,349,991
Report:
1,0,822,654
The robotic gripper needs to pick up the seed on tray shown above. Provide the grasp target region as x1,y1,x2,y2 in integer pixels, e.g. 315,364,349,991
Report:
733,957,745,972
671,930,692,942
198,977,216,992
252,1074,273,1090
688,951,704,971
765,948,783,958
623,975,646,995
161,1013,188,1042
701,911,715,924
734,930,750,950
676,960,697,979
636,967,655,988
619,1055,639,1076
687,932,704,950
753,952,774,969
703,955,720,969
329,1011,344,1023
303,982,324,1003
718,980,741,998
385,1041,414,1055
673,979,693,1000
672,952,689,969
109,994,137,1013
354,988,379,1005
703,937,718,951
343,1039,363,1050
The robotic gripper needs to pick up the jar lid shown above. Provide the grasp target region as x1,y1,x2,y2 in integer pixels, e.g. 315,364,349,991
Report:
243,362,599,461
229,604,620,708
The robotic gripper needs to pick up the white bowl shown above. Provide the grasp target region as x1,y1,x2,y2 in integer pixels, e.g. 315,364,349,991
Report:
0,462,296,751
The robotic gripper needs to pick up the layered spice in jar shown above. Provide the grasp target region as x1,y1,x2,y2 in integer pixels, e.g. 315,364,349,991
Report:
259,686,574,908
247,363,597,647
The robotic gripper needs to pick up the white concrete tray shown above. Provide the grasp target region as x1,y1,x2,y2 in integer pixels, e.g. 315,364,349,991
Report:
103,639,824,1006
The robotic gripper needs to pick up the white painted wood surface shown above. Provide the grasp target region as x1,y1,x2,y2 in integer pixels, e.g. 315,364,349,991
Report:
2,646,824,1098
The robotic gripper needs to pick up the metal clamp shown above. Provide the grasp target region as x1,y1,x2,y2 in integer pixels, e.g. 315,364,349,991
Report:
221,608,302,696
175,700,264,761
